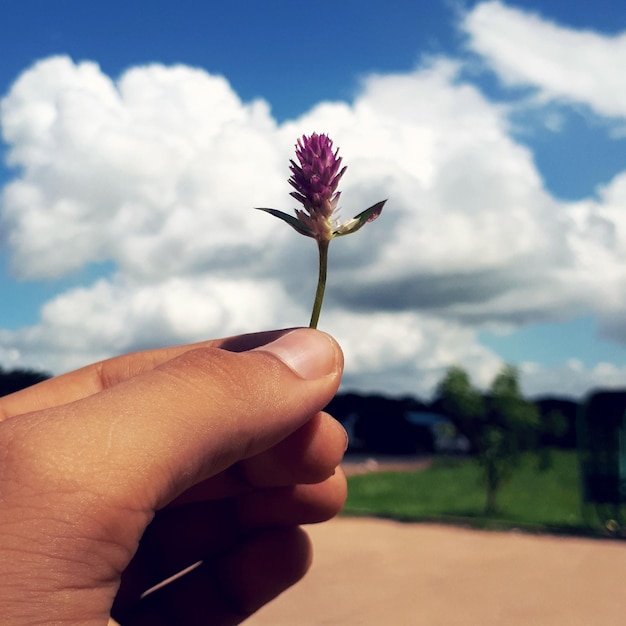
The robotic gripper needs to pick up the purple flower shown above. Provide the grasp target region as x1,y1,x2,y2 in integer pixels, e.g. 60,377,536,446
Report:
288,133,347,240
258,133,385,242
256,132,386,328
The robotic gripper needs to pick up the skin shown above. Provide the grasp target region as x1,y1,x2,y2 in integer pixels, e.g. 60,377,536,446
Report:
0,328,347,625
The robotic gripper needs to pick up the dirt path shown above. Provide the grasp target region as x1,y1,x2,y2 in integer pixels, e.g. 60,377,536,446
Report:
341,455,433,476
245,517,626,625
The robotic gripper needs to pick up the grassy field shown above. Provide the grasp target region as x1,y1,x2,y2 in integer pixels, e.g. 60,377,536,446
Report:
344,450,625,536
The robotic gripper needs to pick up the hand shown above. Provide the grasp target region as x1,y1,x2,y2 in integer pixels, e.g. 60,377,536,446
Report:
0,328,347,625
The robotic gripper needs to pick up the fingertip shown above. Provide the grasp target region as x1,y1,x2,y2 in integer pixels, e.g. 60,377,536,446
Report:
252,328,343,381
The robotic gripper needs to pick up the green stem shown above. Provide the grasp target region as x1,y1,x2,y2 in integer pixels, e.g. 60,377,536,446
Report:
309,239,329,329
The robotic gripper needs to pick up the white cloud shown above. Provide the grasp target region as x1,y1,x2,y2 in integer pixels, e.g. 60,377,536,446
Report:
462,1,626,119
331,311,503,398
1,56,284,280
0,275,304,374
520,359,626,399
3,8,626,401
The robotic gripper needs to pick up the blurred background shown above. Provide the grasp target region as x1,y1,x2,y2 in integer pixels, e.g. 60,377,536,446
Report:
2,0,626,403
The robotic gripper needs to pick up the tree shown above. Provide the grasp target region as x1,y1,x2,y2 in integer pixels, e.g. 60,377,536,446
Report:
535,397,578,449
436,364,539,514
348,394,433,455
0,367,50,397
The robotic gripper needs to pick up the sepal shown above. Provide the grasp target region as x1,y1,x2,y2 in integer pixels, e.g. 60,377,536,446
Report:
255,208,315,237
333,200,386,237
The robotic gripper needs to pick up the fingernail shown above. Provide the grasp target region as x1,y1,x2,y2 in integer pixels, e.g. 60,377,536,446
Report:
253,329,339,380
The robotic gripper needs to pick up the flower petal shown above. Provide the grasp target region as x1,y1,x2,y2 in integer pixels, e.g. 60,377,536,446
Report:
255,208,316,237
333,200,387,237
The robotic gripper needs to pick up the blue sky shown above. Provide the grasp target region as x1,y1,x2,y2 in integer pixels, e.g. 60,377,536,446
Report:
0,0,456,123
2,0,626,399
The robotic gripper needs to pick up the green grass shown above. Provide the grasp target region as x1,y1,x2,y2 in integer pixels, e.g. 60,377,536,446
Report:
344,450,624,536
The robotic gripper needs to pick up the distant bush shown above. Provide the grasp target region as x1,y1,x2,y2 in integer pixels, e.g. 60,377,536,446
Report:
0,367,50,397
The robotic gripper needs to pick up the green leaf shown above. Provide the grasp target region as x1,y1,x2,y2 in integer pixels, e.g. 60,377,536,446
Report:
333,199,386,237
255,208,315,237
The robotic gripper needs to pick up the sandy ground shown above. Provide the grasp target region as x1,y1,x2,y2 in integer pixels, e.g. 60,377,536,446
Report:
245,517,626,626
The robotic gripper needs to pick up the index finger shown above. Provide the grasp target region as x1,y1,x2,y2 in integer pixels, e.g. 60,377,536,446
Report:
0,329,292,420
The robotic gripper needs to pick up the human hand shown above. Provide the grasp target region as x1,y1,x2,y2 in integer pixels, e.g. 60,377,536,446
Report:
0,328,347,625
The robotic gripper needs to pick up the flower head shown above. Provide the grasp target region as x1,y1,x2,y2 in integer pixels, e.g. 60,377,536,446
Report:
288,133,346,239
257,133,385,242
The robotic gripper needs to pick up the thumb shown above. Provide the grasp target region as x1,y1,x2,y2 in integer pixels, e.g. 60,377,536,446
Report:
2,328,343,513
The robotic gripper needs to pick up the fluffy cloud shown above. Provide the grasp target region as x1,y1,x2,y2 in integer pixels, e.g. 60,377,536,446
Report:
462,1,626,120
3,3,626,399
520,359,626,399
1,57,285,280
0,275,303,373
